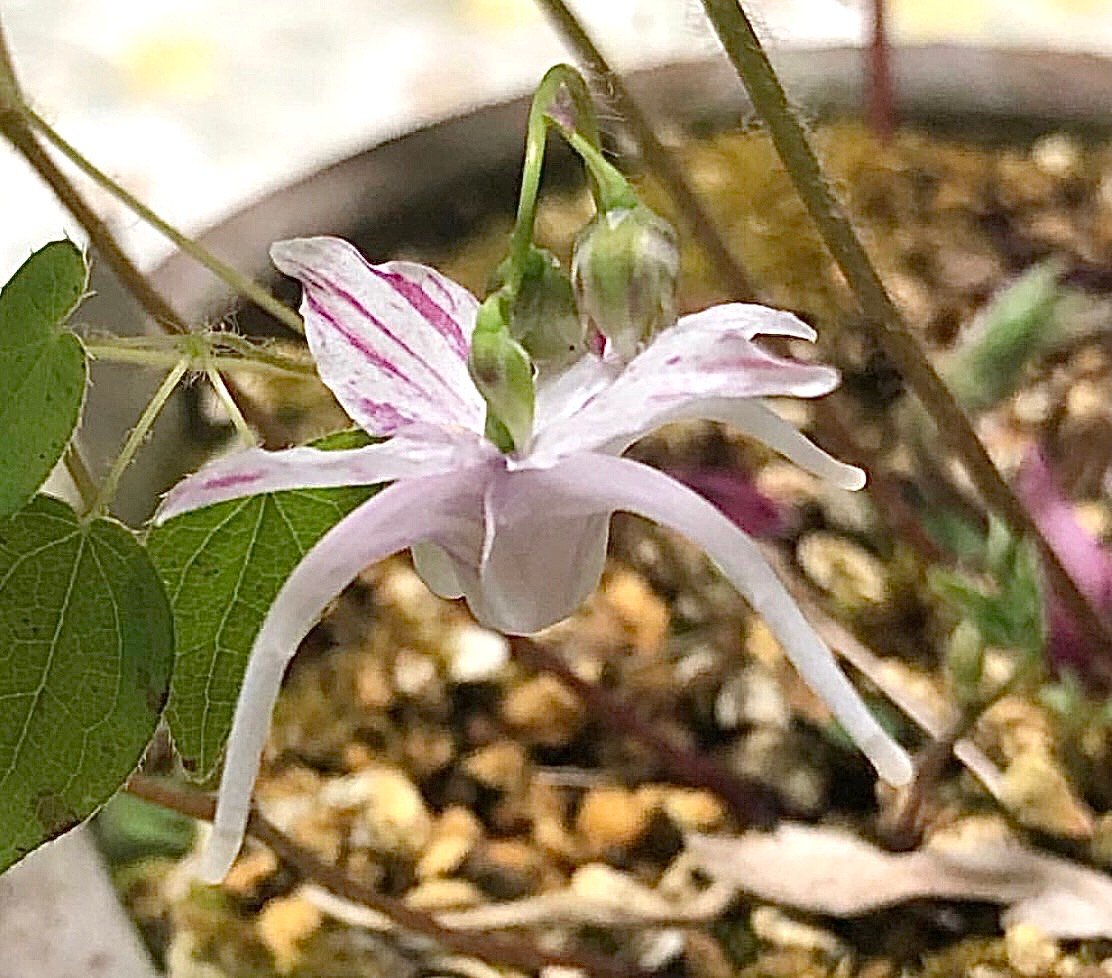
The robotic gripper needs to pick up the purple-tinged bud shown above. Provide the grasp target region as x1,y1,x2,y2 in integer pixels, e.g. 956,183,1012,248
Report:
571,203,679,362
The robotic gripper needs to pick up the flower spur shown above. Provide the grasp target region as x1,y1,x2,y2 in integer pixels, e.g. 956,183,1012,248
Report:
156,235,913,882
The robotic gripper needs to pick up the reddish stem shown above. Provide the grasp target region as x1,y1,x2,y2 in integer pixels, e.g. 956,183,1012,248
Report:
866,0,896,140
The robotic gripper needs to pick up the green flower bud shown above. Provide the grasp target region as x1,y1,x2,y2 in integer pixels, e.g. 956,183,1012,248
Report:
571,203,679,362
468,293,535,453
511,246,585,366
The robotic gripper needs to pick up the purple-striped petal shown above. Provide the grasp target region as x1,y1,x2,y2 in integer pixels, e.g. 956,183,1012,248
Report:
529,303,842,463
155,425,492,524
271,237,485,436
490,454,913,786
200,465,490,882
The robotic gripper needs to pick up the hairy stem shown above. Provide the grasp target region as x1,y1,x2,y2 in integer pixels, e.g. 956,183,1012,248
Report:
509,63,601,294
62,442,99,513
83,336,315,377
126,775,649,978
204,361,256,446
534,0,754,299
22,105,304,336
699,0,1112,662
89,359,190,518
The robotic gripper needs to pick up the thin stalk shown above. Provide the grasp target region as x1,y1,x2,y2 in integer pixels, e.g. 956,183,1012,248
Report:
558,127,637,212
62,442,99,513
211,332,316,373
698,0,1112,662
533,0,755,298
83,339,314,377
508,64,601,295
866,0,896,140
1,122,189,335
126,775,649,978
882,661,1031,850
89,359,190,518
204,361,256,446
22,105,305,336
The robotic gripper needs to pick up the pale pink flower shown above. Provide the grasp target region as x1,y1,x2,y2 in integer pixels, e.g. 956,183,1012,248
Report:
156,237,912,881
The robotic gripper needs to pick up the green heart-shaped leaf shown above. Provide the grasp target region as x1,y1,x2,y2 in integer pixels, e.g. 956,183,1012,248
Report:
0,241,89,517
0,495,173,873
148,431,375,780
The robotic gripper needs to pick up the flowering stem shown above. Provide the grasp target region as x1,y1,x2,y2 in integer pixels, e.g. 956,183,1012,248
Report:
21,104,305,337
866,0,896,140
83,333,316,377
557,127,637,212
508,64,601,296
533,0,755,299
204,361,256,446
63,443,99,513
88,359,190,518
126,775,650,978
699,0,1112,663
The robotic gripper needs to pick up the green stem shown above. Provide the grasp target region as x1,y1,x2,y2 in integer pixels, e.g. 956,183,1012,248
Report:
88,359,190,518
698,0,1112,663
558,128,637,212
508,64,601,295
532,0,754,299
204,361,256,446
83,334,316,377
62,442,99,513
22,105,304,336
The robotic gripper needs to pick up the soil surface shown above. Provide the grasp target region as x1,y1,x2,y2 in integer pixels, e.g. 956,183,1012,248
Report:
116,123,1112,978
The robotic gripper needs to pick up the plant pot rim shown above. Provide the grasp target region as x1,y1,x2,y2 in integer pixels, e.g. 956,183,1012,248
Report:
144,43,1112,325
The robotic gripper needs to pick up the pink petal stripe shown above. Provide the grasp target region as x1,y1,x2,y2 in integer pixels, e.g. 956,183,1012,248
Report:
271,237,484,437
531,303,840,463
155,428,492,524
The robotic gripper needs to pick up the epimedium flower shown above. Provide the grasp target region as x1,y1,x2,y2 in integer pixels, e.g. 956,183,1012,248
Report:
156,235,913,882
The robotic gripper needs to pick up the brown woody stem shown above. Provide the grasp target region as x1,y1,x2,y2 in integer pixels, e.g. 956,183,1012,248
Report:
698,0,1112,663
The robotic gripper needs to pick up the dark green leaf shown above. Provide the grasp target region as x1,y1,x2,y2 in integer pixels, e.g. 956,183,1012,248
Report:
0,495,173,873
147,433,374,779
0,241,88,516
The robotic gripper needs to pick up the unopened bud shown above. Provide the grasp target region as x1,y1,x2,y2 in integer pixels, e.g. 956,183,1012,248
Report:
510,246,585,365
468,293,535,453
571,203,679,361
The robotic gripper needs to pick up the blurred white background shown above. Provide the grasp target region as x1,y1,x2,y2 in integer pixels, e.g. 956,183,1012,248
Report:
2,0,1111,280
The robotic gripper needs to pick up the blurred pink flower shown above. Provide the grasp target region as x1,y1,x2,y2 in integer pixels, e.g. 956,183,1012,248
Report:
1016,446,1112,679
